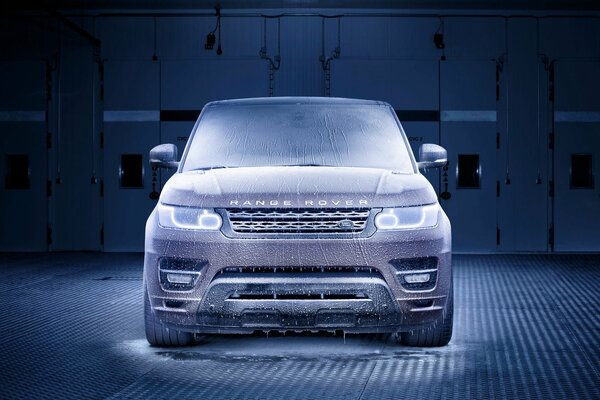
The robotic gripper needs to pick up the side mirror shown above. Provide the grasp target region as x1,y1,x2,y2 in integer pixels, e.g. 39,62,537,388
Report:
149,144,179,169
417,143,447,170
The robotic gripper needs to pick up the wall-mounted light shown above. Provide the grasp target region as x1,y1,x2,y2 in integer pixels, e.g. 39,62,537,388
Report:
205,6,222,55
205,32,216,50
434,18,446,60
433,32,445,49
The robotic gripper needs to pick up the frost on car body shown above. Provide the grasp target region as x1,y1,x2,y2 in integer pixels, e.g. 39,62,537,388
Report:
144,97,453,347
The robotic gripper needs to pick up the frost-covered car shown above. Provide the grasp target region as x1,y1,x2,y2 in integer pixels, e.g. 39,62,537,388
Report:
144,97,452,347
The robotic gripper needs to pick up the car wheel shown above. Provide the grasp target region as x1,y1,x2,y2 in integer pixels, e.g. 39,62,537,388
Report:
400,282,453,347
144,288,195,347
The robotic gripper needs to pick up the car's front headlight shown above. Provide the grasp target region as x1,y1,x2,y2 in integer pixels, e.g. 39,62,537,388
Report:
374,204,439,230
157,203,222,230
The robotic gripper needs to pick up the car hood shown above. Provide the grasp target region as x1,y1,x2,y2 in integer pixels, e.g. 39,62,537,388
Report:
160,167,437,208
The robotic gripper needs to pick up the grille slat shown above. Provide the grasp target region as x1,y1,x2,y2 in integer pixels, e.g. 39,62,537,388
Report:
226,208,370,234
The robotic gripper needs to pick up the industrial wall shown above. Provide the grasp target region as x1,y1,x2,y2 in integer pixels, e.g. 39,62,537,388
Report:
0,11,599,252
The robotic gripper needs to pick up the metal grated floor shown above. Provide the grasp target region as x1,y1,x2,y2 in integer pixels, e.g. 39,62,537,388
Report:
0,253,598,399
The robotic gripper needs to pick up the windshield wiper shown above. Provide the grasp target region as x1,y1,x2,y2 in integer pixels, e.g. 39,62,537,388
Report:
280,163,335,167
190,166,233,171
191,164,335,171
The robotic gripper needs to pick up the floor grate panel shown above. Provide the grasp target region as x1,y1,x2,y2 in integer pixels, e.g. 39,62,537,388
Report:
0,253,598,399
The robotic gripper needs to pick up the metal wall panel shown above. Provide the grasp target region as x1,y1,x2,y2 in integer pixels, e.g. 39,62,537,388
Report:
51,43,102,251
157,16,262,59
496,60,549,251
440,60,498,252
96,17,155,59
497,19,548,252
0,17,58,59
0,61,48,251
387,17,441,59
104,60,161,110
339,17,388,58
274,17,323,96
444,17,505,59
330,60,439,109
103,122,159,251
553,61,600,251
103,61,160,251
161,60,268,109
540,18,600,60
340,17,440,59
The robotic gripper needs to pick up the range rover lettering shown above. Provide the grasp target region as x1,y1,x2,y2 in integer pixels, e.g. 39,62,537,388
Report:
144,97,452,347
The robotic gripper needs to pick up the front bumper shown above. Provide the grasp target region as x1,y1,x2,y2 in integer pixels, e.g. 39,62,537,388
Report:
143,209,452,333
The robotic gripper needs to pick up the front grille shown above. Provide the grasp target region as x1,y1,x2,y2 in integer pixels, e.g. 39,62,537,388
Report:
225,208,370,234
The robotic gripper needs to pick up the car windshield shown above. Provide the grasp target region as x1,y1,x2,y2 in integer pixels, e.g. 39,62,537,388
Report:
182,103,415,173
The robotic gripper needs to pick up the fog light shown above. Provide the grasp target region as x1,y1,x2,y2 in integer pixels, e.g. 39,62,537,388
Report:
166,273,194,284
404,273,431,283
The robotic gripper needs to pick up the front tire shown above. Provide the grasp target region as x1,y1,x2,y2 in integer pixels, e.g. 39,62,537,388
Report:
144,289,195,347
400,282,454,347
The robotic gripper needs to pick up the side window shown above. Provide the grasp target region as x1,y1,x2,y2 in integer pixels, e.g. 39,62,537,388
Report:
570,154,593,189
120,154,144,188
456,154,480,188
5,154,30,190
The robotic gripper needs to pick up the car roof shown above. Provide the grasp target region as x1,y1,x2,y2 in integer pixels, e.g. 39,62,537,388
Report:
205,96,390,108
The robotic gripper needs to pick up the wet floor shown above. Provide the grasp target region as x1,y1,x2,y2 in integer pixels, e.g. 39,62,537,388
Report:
0,253,598,399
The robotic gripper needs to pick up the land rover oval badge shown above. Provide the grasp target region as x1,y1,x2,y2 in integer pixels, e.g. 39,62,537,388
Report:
338,219,355,229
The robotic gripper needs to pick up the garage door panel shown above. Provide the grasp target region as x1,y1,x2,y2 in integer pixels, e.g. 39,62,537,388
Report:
440,60,497,252
0,122,47,251
553,61,600,251
441,60,496,110
555,61,600,111
554,124,600,251
0,61,47,110
0,61,47,251
442,122,497,251
104,60,160,110
161,60,267,109
103,60,161,251
330,60,438,110
104,122,159,251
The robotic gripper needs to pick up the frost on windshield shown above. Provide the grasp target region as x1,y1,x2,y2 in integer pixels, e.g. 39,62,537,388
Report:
182,103,413,173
